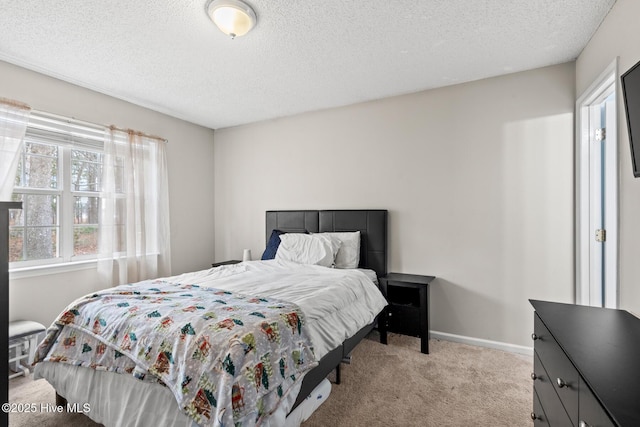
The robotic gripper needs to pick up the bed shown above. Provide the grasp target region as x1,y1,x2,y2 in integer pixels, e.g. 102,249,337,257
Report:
33,209,388,426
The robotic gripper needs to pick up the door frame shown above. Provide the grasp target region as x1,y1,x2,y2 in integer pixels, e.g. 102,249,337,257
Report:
575,58,619,308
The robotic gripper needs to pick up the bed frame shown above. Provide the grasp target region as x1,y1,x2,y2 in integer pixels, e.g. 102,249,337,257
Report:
265,210,388,409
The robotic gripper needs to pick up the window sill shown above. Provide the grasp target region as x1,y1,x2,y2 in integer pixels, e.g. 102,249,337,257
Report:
9,259,98,280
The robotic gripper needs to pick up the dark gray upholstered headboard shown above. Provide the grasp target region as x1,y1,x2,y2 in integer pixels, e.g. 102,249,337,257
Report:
265,210,387,277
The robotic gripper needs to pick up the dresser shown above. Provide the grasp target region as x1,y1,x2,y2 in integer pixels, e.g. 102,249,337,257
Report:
530,300,640,426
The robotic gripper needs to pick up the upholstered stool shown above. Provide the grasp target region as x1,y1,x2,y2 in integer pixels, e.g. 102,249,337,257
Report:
9,320,46,379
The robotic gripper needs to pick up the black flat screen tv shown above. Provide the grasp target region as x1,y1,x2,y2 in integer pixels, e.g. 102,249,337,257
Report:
621,59,640,178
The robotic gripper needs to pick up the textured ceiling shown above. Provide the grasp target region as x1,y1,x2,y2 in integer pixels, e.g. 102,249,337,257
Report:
0,0,616,130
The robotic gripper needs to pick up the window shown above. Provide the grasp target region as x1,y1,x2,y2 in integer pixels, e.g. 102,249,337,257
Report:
9,112,121,267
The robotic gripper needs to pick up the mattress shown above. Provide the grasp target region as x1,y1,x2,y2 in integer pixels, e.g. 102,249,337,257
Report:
34,259,386,426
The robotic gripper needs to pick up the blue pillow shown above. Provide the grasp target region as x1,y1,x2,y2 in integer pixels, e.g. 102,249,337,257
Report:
261,229,285,260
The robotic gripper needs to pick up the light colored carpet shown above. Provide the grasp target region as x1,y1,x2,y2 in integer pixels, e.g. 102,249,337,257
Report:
8,333,533,426
303,333,532,426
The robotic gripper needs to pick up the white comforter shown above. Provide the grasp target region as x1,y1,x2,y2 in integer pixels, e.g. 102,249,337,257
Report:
169,259,387,359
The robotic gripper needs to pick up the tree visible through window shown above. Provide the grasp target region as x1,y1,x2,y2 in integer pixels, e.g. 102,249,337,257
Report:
71,149,102,256
10,141,59,262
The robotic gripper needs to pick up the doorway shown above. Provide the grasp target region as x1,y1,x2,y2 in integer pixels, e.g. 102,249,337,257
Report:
576,59,618,308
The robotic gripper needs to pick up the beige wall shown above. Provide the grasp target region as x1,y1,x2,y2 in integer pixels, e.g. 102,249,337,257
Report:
576,0,640,316
1,60,216,327
214,62,576,348
1,47,582,347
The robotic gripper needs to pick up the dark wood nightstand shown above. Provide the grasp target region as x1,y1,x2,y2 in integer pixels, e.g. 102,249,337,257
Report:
211,260,242,268
379,273,435,354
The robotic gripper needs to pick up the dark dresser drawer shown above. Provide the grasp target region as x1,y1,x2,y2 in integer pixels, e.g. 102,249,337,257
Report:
579,383,615,427
533,352,573,426
533,388,550,426
534,314,580,425
530,300,640,427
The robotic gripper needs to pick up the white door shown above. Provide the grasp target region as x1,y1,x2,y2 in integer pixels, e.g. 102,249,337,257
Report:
576,60,618,308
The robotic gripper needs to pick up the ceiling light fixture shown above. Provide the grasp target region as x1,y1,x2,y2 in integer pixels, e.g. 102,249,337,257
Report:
206,0,257,39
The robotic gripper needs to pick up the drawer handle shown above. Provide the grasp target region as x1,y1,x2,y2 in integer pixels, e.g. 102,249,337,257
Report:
556,377,567,388
579,422,591,427
530,372,537,380
531,333,539,341
530,412,538,420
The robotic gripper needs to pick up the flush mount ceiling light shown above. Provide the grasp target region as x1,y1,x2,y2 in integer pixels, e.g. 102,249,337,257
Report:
206,0,257,39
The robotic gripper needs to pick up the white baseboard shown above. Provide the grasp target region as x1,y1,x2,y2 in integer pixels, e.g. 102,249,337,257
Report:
430,330,533,357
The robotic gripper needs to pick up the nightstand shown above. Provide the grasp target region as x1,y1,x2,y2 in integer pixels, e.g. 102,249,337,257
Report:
211,260,242,268
379,273,436,354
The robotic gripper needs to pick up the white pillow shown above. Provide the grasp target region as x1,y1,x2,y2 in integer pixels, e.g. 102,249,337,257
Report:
276,233,342,267
323,231,361,269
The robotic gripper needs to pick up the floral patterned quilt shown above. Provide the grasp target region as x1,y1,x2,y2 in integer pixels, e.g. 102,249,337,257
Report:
34,279,318,426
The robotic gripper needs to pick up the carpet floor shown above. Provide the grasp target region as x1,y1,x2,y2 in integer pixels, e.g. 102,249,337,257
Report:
8,333,533,426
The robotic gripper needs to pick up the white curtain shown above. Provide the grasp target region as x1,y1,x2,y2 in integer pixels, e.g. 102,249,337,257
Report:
0,99,31,201
98,127,171,287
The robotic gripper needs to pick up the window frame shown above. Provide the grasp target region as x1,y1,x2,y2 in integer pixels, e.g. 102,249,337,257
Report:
9,111,108,270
